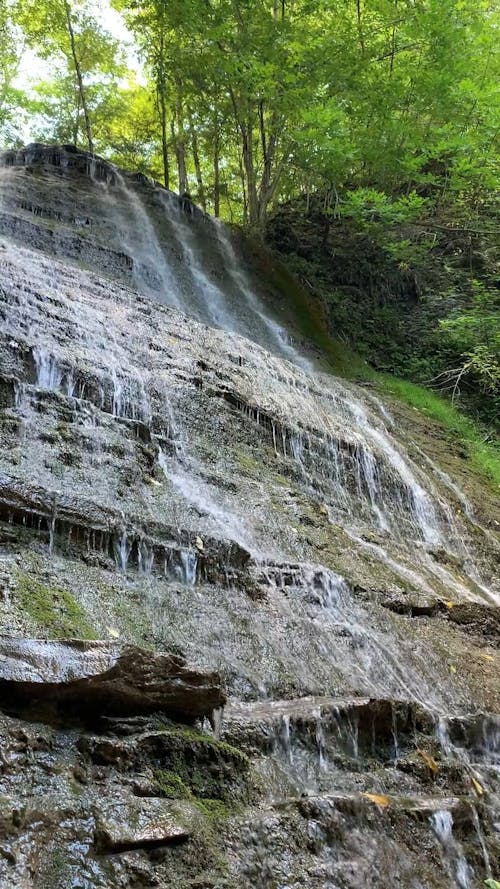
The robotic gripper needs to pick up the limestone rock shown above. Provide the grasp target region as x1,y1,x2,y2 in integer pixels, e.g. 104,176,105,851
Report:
0,638,225,718
94,796,200,851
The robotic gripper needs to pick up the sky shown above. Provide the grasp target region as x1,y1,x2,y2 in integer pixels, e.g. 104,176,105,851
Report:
16,0,141,88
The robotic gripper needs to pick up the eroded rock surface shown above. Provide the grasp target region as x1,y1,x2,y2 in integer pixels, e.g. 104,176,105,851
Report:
0,145,498,888
0,637,225,718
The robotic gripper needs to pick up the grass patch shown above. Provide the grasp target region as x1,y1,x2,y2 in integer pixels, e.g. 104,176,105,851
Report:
377,375,500,487
14,571,96,638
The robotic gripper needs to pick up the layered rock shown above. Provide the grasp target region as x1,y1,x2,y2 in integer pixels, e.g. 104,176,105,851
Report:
0,145,498,888
0,638,225,718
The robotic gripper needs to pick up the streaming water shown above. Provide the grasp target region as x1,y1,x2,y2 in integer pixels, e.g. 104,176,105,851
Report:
430,810,473,889
0,150,498,887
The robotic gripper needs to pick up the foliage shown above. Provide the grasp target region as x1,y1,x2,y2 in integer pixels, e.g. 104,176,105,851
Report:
2,0,498,226
436,282,500,402
377,376,500,487
0,0,498,429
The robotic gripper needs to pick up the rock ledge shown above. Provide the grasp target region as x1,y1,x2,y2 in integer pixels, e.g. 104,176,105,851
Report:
0,637,225,718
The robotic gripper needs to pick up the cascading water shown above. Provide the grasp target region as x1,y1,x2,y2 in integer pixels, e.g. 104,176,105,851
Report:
431,810,474,889
0,146,498,889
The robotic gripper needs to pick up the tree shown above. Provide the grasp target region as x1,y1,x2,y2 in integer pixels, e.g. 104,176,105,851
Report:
18,0,123,152
0,1,27,144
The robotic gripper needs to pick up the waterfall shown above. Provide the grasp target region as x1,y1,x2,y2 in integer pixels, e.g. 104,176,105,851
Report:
212,218,313,371
0,148,499,889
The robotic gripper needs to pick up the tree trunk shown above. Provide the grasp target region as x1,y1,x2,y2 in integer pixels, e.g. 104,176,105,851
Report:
158,89,170,189
173,80,187,194
157,30,170,189
213,123,220,217
188,112,206,211
63,0,93,153
72,90,81,144
237,149,247,225
242,117,259,227
356,0,365,56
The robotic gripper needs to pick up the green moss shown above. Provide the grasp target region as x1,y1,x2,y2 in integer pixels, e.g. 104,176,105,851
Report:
55,423,74,442
153,770,193,800
13,570,96,638
273,473,289,487
234,448,261,475
153,773,232,822
152,723,249,802
194,798,231,820
160,724,248,764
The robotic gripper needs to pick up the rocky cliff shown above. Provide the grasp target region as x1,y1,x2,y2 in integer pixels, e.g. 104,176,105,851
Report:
0,144,498,888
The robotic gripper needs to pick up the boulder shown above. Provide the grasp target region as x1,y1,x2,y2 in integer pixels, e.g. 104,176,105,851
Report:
0,638,225,719
94,796,200,852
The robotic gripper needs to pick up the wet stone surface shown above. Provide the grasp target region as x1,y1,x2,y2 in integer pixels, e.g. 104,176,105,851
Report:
0,145,498,887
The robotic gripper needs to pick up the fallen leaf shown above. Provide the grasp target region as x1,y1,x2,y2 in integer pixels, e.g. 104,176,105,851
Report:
107,627,120,639
417,749,439,776
480,652,494,662
195,536,204,552
450,664,457,674
361,792,390,808
149,478,162,487
471,776,483,796
445,600,454,609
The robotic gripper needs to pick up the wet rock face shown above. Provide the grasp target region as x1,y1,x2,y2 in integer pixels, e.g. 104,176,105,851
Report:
0,145,499,888
1,142,117,184
0,638,225,719
94,796,201,852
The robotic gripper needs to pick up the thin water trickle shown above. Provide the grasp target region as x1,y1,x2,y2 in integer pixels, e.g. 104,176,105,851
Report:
114,531,131,575
430,811,473,889
213,218,313,371
180,549,197,586
33,346,62,390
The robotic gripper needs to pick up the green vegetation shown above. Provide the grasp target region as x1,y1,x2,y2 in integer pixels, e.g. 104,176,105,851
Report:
153,770,231,820
376,376,500,487
13,570,96,638
1,0,498,229
153,769,193,800
265,252,499,485
151,723,249,802
234,448,261,476
158,722,249,763
193,799,231,820
0,0,497,448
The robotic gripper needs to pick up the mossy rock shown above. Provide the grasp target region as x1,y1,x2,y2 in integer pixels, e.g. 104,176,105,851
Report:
153,772,232,820
13,570,96,639
153,769,193,800
152,724,250,802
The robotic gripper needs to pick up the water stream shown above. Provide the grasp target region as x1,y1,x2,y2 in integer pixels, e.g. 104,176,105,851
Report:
0,149,498,886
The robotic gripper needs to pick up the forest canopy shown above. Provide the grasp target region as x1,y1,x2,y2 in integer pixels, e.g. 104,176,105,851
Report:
1,0,499,424
2,0,498,225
